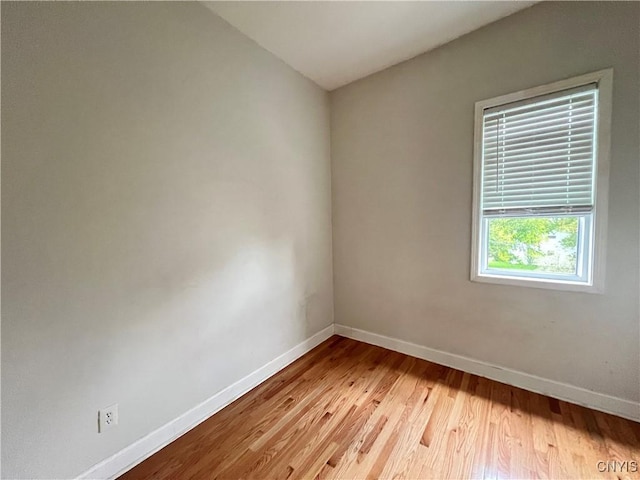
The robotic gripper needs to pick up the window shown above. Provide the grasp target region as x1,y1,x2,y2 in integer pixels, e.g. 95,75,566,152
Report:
471,70,612,292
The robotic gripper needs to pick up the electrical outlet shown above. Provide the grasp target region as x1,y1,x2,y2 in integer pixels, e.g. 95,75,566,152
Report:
98,404,118,433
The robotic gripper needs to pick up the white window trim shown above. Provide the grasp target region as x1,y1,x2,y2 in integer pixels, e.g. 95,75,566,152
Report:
470,69,612,293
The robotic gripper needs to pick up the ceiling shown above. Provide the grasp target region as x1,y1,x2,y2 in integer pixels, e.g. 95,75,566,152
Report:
204,1,537,91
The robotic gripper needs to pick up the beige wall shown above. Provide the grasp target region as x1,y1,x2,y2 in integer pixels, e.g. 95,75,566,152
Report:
1,2,333,478
331,1,639,403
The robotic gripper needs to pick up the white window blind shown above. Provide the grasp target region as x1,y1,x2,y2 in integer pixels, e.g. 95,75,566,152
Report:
481,84,598,215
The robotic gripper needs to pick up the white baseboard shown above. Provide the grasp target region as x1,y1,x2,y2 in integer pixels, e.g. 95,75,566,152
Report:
334,324,640,423
77,324,335,480
77,321,638,479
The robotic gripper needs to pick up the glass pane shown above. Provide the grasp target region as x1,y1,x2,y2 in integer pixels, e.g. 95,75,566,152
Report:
486,216,580,275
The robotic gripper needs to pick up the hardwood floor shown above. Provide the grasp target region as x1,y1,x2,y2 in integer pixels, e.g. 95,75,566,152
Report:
120,336,640,479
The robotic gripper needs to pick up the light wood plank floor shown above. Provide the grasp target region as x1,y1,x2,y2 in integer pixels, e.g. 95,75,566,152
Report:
120,336,640,479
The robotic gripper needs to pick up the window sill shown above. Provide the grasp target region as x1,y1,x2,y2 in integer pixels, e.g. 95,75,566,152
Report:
471,272,603,293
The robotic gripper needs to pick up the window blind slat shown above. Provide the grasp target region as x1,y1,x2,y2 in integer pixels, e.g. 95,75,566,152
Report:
484,136,593,156
484,194,593,204
483,145,592,164
483,117,594,141
483,205,594,216
483,197,594,209
484,178,593,192
484,164,593,181
483,126,594,147
481,85,597,213
483,162,593,175
483,204,593,215
483,105,594,131
483,162,594,178
484,98,594,124
484,175,593,190
484,185,593,200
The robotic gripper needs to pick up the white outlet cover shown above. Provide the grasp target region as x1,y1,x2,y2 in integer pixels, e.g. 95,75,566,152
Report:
98,404,119,433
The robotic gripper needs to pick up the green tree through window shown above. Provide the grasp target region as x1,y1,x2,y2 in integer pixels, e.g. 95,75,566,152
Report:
487,217,579,274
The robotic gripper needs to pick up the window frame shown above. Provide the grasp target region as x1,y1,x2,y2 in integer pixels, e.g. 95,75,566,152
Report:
470,69,612,293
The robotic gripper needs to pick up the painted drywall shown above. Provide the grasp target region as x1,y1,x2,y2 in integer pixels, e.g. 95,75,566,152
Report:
205,1,536,90
331,2,639,404
1,2,333,478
